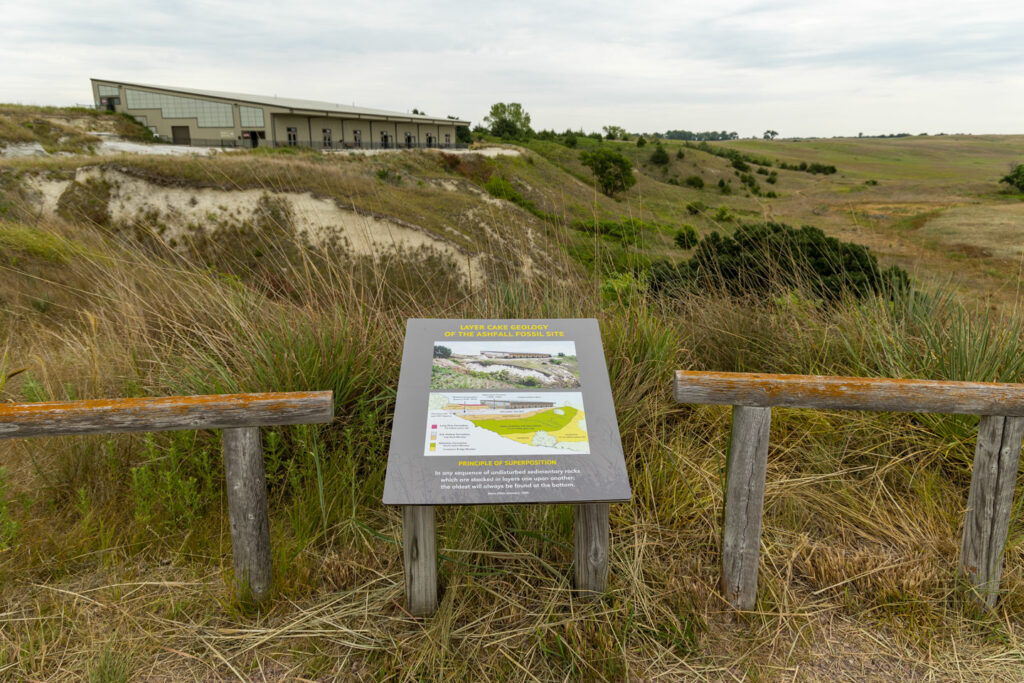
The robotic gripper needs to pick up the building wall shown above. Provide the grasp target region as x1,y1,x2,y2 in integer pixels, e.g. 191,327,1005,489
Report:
342,120,366,145
272,114,312,146
310,117,341,147
439,125,457,147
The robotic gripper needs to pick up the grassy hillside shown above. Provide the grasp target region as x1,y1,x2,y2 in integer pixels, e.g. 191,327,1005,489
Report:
2,113,1024,679
0,104,157,154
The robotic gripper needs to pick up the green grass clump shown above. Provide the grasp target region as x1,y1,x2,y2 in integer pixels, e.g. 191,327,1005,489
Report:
0,221,86,262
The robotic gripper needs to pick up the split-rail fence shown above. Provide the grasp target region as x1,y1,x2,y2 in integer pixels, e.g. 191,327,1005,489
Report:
675,370,1024,611
0,391,334,602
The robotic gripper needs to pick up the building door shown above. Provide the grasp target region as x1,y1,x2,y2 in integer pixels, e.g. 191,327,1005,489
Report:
243,131,260,148
404,133,414,148
287,127,298,146
380,130,390,148
171,126,191,145
322,129,333,149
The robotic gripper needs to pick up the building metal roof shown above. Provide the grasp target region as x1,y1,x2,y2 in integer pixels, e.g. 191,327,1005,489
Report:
92,79,470,126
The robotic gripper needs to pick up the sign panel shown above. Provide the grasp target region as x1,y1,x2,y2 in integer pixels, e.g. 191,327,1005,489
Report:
383,319,632,505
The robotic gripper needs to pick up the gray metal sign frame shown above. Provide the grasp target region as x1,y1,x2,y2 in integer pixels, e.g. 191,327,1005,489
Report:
383,318,631,506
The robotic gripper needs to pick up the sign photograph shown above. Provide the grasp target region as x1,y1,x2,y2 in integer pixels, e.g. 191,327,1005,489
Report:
383,319,631,506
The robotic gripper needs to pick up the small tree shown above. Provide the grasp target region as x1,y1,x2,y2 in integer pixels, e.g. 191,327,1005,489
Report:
579,148,636,196
636,136,647,148
650,144,669,165
433,345,452,358
602,125,626,140
763,130,779,140
1001,164,1024,192
484,103,532,140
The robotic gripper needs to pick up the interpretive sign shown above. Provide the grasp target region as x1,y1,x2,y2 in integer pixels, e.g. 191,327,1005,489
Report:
383,319,632,505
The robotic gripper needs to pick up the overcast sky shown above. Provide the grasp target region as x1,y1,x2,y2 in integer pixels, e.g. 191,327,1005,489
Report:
3,1,1021,137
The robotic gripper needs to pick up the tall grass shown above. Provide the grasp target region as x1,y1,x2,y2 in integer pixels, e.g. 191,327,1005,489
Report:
1,191,1024,679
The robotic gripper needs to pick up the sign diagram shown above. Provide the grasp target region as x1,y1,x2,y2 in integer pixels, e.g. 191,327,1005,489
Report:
425,392,589,456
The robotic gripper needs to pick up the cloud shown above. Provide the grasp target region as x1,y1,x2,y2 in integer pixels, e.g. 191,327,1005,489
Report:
2,0,1022,136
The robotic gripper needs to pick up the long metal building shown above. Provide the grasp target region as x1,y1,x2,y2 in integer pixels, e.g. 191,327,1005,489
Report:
90,78,469,149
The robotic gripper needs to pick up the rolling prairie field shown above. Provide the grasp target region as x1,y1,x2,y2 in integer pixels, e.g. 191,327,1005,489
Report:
2,107,1024,680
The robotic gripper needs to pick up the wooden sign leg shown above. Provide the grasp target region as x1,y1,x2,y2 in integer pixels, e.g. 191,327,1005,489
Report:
403,505,438,616
574,502,610,595
960,415,1024,610
222,427,272,603
721,405,771,611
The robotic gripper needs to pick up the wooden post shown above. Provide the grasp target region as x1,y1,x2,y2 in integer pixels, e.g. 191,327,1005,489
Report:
959,415,1024,609
574,502,610,595
721,405,771,610
403,505,437,616
222,427,272,602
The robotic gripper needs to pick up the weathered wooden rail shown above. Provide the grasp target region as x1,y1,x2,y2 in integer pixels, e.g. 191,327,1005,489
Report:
675,371,1024,611
0,391,334,602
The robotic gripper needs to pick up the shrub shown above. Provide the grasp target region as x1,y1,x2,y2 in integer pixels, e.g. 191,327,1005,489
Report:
600,270,648,303
685,201,706,215
717,178,732,195
779,161,837,175
636,136,647,148
563,133,578,148
570,218,638,242
579,148,636,196
674,225,699,250
675,149,684,160
687,222,909,301
684,175,704,189
1000,164,1024,192
649,144,670,166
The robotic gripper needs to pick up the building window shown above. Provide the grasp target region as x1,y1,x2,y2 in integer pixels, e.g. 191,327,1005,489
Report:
287,127,298,146
445,133,451,147
239,106,264,127
322,129,332,148
125,88,233,127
